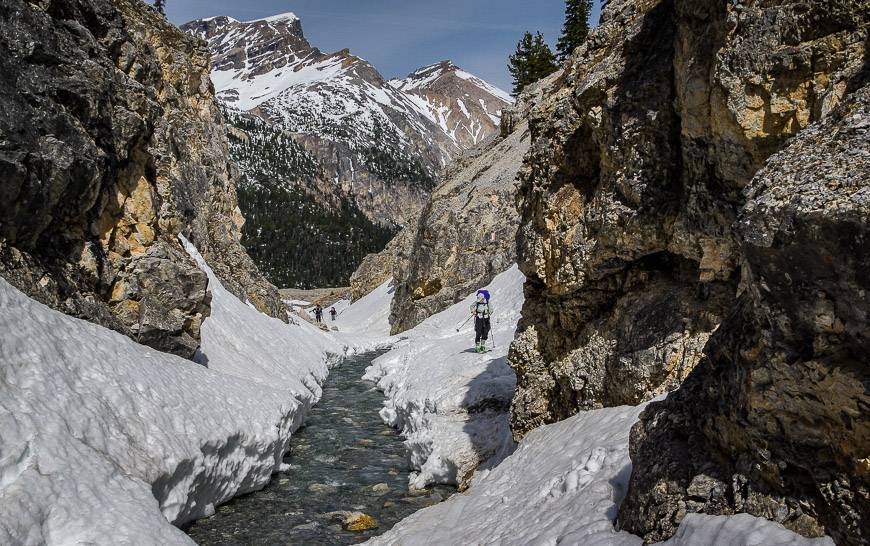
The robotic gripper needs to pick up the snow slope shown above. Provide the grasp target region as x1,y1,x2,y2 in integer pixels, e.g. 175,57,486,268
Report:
183,236,344,390
367,402,648,545
0,239,368,545
334,278,394,336
363,265,524,488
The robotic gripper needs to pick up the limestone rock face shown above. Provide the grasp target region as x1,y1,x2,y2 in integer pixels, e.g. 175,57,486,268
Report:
349,242,398,302
0,0,284,357
620,85,870,546
385,82,547,333
508,0,868,439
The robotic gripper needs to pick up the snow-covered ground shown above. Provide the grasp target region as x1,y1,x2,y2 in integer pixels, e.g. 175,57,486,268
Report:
0,239,377,545
367,402,648,545
333,278,394,337
363,266,524,489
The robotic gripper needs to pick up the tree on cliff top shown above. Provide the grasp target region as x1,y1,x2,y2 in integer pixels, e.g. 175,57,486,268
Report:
508,31,558,96
153,0,165,15
557,0,594,62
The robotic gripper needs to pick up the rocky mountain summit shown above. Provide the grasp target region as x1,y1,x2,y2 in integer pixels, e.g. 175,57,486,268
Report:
389,60,514,150
0,0,284,358
502,0,868,543
182,14,512,228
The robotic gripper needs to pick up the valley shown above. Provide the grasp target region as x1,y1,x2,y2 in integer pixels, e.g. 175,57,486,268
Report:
0,1,866,545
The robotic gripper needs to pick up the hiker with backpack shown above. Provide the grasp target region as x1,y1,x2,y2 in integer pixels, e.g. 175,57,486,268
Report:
314,305,323,323
470,290,493,353
330,307,337,321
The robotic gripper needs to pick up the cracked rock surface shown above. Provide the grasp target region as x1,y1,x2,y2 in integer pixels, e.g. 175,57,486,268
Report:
0,0,285,357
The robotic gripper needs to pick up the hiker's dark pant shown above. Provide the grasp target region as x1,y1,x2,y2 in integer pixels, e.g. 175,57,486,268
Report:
475,317,491,343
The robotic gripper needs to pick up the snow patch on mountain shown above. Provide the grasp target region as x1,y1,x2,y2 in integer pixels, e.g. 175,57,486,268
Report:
454,68,514,104
255,12,299,24
210,55,347,112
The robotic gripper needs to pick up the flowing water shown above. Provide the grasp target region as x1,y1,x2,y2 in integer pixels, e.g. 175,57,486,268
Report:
185,350,454,545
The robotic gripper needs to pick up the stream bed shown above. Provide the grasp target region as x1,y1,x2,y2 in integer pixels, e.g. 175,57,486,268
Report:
185,350,454,545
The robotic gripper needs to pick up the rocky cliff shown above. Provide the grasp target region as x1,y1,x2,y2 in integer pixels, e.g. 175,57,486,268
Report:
349,238,401,302
508,0,868,440
505,0,869,542
620,84,869,546
0,0,285,358
383,78,551,333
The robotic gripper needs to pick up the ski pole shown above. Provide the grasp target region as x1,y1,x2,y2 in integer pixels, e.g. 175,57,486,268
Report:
455,315,472,332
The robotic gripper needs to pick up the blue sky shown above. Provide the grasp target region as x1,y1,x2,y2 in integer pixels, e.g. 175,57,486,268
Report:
166,1,602,92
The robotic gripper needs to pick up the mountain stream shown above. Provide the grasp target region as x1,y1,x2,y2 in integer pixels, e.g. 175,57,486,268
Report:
185,350,454,545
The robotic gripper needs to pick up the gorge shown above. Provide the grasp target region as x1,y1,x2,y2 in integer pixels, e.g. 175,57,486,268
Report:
0,0,866,545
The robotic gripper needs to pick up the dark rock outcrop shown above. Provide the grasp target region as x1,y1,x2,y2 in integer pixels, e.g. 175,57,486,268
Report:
620,84,870,546
508,0,868,439
0,0,285,357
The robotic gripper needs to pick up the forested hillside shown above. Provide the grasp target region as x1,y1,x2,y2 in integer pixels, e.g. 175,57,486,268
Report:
226,110,396,288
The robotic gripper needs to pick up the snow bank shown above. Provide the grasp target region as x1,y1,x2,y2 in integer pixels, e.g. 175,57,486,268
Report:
363,266,524,488
657,514,834,546
366,402,647,545
183,236,344,394
366,399,834,546
334,278,394,336
0,239,365,544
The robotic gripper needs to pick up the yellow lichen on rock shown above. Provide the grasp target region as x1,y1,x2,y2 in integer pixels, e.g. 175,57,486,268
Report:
342,512,378,532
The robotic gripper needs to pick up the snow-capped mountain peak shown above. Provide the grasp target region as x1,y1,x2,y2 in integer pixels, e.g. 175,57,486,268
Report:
390,60,461,92
182,13,513,226
254,12,299,24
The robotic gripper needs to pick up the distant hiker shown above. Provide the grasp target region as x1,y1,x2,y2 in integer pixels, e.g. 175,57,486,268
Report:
470,290,492,353
314,305,323,323
330,307,337,321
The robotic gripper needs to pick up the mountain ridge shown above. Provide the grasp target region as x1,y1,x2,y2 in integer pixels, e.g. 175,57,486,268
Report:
181,12,512,288
182,13,512,226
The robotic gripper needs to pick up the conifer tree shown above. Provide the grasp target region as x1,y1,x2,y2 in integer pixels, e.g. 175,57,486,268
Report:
531,31,558,80
153,0,166,15
508,31,558,97
508,31,534,97
557,0,593,62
